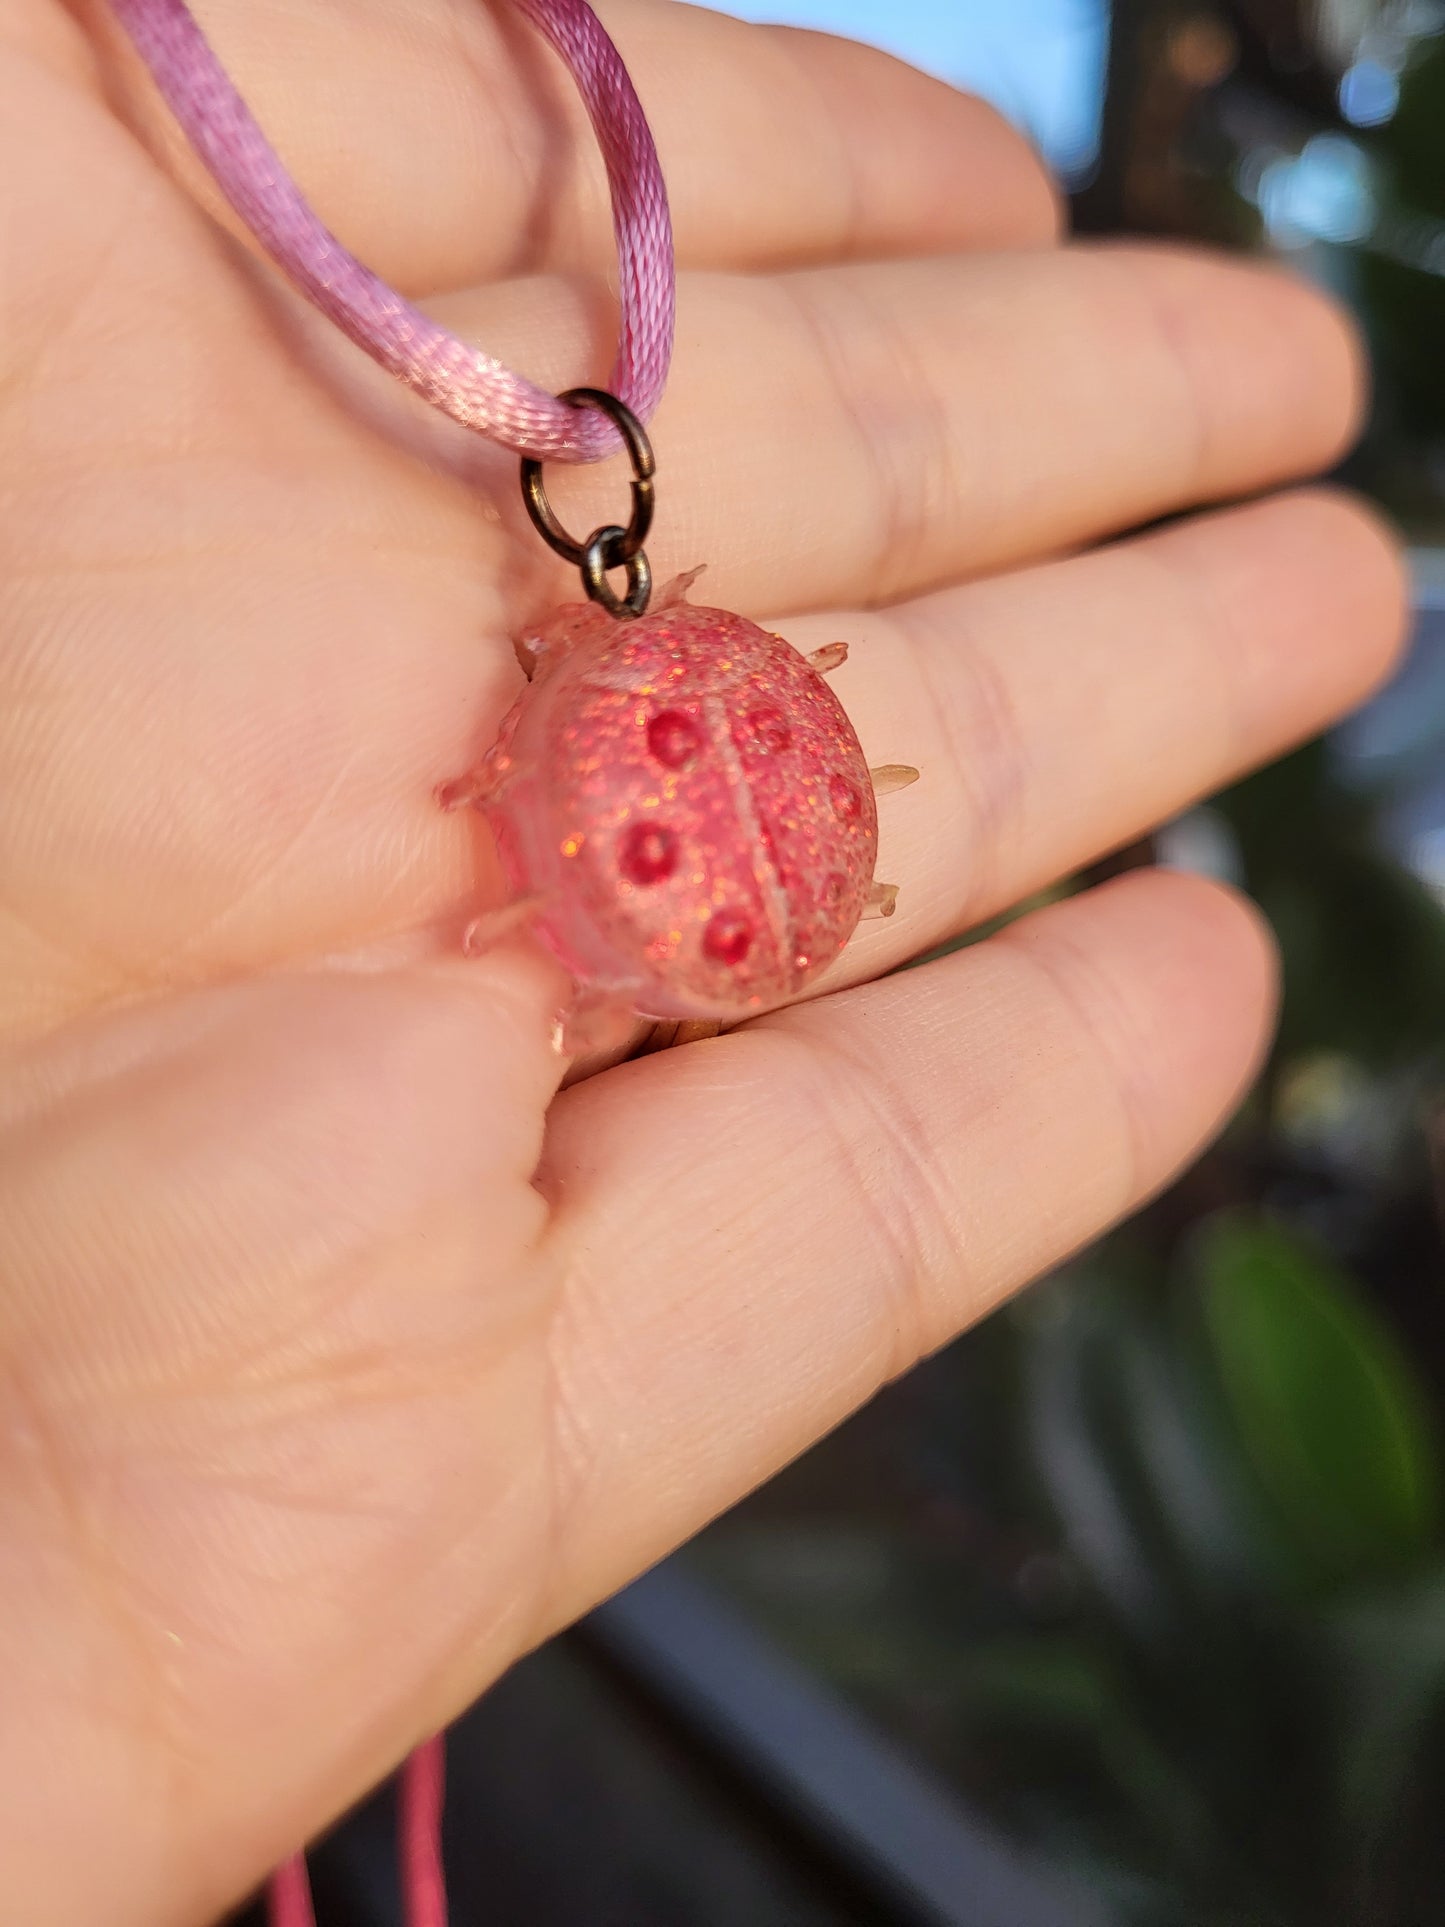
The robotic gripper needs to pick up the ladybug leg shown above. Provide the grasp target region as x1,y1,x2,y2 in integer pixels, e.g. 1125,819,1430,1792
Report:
807,642,849,674
552,989,642,1058
870,765,921,795
435,765,498,813
862,881,900,920
513,635,544,679
654,565,707,611
437,700,525,811
461,895,542,957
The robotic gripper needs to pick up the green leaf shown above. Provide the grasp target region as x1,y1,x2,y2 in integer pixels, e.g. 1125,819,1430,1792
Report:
1196,1213,1441,1582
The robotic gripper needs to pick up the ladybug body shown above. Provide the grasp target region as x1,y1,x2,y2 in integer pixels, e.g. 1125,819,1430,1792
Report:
442,578,906,1028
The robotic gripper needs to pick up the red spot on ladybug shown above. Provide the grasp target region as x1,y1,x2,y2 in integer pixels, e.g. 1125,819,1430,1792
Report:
829,774,862,822
619,822,679,885
647,709,702,770
703,912,754,967
746,707,792,754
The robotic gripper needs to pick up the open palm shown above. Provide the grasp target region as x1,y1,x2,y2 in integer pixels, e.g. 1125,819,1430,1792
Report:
0,2,1407,1921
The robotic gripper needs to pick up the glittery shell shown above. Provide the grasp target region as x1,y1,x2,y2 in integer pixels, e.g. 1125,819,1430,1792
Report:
475,585,879,1023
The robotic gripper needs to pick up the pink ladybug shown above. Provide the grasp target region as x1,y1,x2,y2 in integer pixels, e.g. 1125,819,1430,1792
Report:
439,574,917,1042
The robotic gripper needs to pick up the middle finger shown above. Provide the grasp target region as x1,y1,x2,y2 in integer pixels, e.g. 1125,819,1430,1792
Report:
440,240,1365,616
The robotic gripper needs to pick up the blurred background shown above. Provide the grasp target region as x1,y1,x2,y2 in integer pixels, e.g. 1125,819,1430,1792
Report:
253,4,1445,1922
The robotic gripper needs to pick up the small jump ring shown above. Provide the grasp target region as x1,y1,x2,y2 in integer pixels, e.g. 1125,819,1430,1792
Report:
582,525,652,619
520,387,656,570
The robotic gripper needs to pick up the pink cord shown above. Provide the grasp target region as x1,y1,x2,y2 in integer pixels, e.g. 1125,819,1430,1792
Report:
266,1853,316,1927
108,0,675,461
261,1739,447,1927
399,1736,449,1927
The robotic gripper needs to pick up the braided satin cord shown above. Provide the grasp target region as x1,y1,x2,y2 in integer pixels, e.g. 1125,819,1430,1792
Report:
109,0,675,462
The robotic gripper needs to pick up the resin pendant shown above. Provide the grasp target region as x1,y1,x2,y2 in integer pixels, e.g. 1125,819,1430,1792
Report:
441,387,916,1046
439,573,914,1031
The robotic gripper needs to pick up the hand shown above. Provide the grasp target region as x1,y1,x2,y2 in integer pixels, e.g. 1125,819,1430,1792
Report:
0,2,1406,1920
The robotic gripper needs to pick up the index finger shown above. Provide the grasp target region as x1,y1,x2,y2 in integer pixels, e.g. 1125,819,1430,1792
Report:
77,0,1062,292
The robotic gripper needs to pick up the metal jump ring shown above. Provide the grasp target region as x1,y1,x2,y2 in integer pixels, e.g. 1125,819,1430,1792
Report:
520,388,655,617
582,525,653,619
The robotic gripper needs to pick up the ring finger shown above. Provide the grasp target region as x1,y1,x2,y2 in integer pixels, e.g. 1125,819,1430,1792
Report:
788,485,1408,993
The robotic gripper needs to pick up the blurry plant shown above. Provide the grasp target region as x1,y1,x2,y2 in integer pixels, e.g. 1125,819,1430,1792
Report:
1200,1214,1437,1575
1359,34,1445,449
952,1211,1445,1927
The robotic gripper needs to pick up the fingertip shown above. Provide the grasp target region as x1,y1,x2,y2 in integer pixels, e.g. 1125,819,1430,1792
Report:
955,92,1071,250
1262,263,1372,470
1247,262,1368,471
1109,244,1370,493
947,91,1066,249
1223,247,1367,426
1113,862,1281,1037
1003,867,1279,1193
761,22,1065,256
1290,486,1413,703
1111,865,1282,1123
1152,865,1280,1042
1156,487,1412,756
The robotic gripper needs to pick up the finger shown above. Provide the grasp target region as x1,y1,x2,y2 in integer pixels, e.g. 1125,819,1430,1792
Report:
0,280,1369,1041
72,0,1060,290
795,488,1408,990
0,949,569,1927
446,241,1366,613
0,98,1361,1040
532,868,1277,1623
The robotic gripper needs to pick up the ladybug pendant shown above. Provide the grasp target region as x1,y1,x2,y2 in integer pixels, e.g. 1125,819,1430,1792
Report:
438,572,916,1042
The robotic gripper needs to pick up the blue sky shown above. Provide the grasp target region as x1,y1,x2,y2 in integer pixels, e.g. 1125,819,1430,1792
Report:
714,0,1110,176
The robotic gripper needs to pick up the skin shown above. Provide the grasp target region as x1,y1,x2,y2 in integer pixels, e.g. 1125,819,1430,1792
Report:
0,1,1411,1921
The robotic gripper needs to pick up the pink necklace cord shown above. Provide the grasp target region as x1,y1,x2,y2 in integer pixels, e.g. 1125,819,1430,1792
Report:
266,1852,316,1927
399,1735,449,1927
261,1735,447,1926
108,0,676,462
